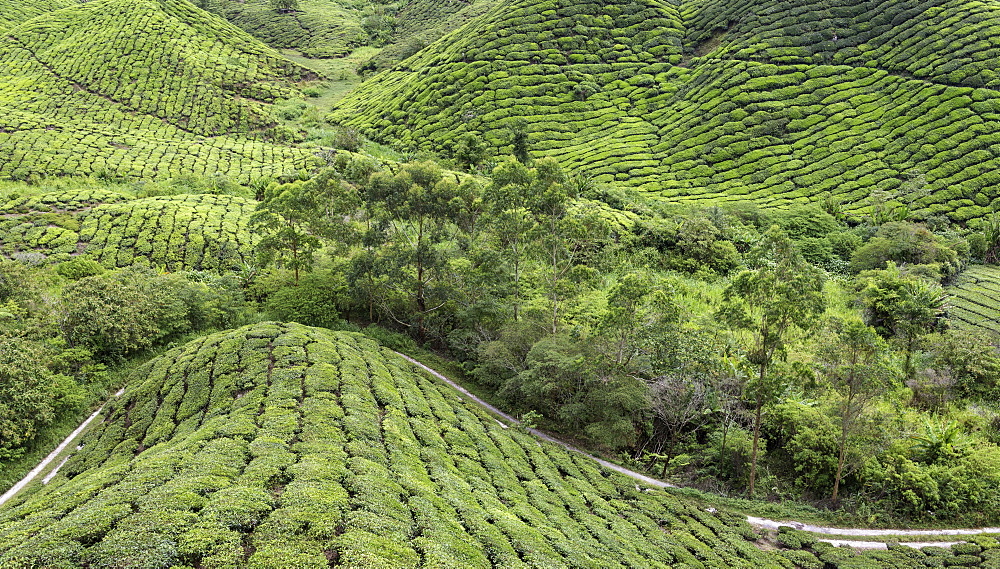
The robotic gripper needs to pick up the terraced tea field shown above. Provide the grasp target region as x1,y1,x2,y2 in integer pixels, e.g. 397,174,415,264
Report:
0,0,76,32
947,265,1000,336
681,0,1000,90
0,189,256,270
0,0,320,183
331,0,1000,222
203,0,366,59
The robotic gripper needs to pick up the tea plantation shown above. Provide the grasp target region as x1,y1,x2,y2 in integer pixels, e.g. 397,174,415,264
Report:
947,265,1000,336
330,0,1000,222
0,322,988,569
0,0,77,32
0,0,320,183
201,0,367,59
0,189,255,270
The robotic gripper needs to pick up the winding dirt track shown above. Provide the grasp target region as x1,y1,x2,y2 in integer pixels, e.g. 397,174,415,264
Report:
2,354,993,550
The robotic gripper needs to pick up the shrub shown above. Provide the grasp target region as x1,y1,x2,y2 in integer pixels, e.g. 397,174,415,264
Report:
56,258,105,280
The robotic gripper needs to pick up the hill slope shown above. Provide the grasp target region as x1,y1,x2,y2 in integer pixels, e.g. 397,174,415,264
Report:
201,0,367,59
0,322,802,568
947,265,1000,336
1,189,257,270
0,0,319,183
330,0,1000,222
0,0,77,32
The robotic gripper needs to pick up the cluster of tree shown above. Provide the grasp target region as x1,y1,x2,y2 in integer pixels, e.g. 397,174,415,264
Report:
0,258,249,465
240,153,1000,522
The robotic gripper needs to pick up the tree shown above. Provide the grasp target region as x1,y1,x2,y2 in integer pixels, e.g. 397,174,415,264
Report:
508,119,531,163
485,159,537,323
272,0,299,13
366,161,461,342
454,133,489,171
250,172,360,283
855,263,947,380
849,222,962,280
717,227,827,496
818,319,897,502
0,338,83,461
598,272,678,370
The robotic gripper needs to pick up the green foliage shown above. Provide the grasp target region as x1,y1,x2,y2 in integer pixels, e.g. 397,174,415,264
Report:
251,170,360,282
271,0,299,13
60,266,245,361
55,258,105,281
850,222,964,280
264,271,350,328
0,337,84,462
718,227,827,495
855,263,948,378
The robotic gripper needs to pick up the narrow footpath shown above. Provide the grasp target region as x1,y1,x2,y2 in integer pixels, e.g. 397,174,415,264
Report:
0,388,125,509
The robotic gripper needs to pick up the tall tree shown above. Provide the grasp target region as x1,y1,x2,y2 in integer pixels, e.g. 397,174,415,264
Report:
717,227,826,497
367,161,461,342
250,173,359,283
818,319,896,502
485,159,536,322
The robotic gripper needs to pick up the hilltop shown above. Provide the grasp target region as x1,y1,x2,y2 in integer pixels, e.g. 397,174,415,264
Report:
330,0,1000,223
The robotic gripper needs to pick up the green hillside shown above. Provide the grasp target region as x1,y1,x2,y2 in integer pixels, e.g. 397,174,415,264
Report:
201,0,367,59
330,0,1000,222
0,323,758,567
1,189,256,270
3,322,982,568
947,265,1000,336
680,0,1000,89
0,0,320,183
0,0,78,32
363,0,503,72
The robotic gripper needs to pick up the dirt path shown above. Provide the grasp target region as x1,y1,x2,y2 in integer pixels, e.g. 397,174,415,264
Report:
0,388,125,509
396,352,996,547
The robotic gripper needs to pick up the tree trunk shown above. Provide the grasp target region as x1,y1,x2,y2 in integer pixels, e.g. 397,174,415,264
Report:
719,416,730,478
748,398,762,497
832,426,848,503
